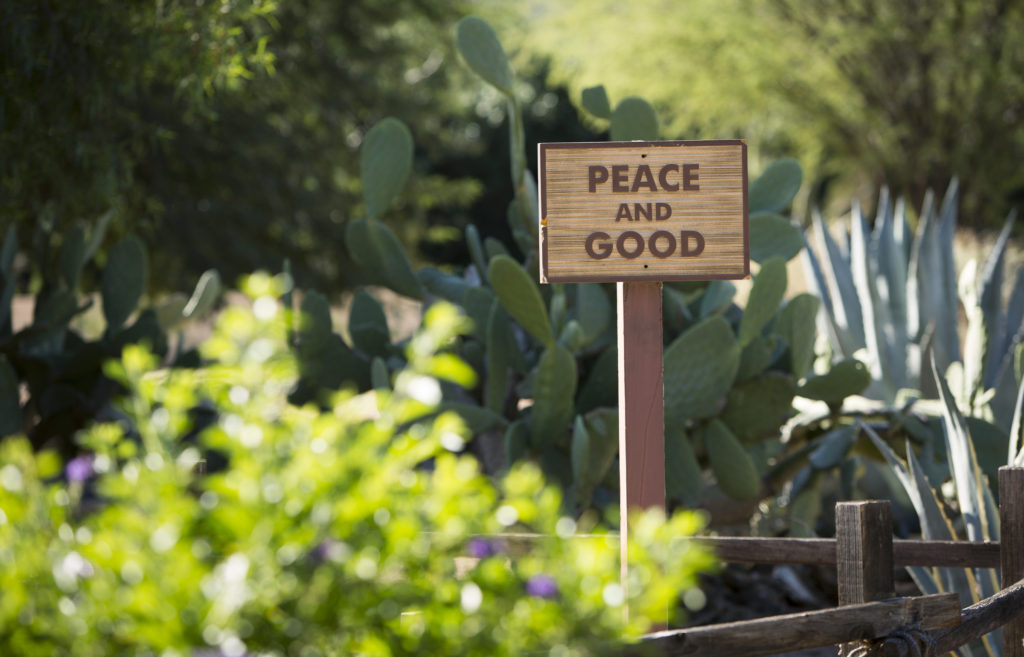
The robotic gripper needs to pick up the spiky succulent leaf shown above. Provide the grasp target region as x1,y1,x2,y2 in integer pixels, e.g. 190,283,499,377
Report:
485,301,512,413
664,316,741,424
418,267,471,304
736,335,779,381
808,426,857,469
571,409,619,505
466,224,489,284
489,255,553,347
505,419,531,466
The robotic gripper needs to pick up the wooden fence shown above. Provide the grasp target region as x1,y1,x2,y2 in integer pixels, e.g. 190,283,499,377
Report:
627,465,1024,657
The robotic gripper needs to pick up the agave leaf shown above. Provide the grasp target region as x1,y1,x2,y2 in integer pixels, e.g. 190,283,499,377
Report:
808,426,856,470
489,255,553,347
873,190,909,390
931,354,997,546
101,235,148,333
800,234,850,357
748,158,802,214
749,211,803,263
530,343,577,449
581,85,612,119
850,200,896,397
345,218,424,300
360,118,413,220
1010,375,1024,465
664,316,741,423
609,97,658,142
455,16,515,96
980,211,1016,387
738,257,786,348
813,209,866,352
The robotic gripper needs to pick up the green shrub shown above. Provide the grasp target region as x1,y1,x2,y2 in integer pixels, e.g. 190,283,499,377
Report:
0,274,714,656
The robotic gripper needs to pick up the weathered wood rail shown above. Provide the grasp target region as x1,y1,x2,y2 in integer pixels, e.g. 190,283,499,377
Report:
624,465,1024,657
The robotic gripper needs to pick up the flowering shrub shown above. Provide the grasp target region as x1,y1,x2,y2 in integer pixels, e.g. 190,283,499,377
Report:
0,274,714,656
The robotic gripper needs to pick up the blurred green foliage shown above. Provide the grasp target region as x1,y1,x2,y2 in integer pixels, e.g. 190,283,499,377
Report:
511,0,1024,228
0,274,715,655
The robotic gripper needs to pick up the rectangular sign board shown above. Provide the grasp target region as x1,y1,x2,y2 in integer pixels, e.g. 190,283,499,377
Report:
538,140,748,283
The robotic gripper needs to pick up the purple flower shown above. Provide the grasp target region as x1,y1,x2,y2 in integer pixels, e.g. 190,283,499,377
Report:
66,455,94,483
467,538,498,559
525,574,558,599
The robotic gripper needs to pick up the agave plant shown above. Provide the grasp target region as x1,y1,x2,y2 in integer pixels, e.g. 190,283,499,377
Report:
863,350,1024,657
803,181,1023,430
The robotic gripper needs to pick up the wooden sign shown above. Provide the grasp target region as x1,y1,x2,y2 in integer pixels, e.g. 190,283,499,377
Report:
538,140,748,283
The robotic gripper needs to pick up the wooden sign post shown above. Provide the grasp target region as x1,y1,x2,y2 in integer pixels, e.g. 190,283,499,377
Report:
538,140,748,614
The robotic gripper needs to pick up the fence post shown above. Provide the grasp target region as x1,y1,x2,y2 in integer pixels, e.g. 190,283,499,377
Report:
1001,466,1024,657
836,500,894,657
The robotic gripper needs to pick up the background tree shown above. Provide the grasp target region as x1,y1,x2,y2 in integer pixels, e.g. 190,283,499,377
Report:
509,0,1024,228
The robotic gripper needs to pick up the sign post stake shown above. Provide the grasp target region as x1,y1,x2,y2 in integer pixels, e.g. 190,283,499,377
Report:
616,281,666,589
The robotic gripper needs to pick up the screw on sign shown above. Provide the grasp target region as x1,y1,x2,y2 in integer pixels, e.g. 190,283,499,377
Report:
538,140,749,618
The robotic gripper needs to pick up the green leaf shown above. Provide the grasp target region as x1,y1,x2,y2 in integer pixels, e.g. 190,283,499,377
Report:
101,235,148,332
360,118,413,220
489,255,553,347
439,402,508,435
581,85,612,119
749,212,803,263
466,224,489,284
797,359,870,404
484,237,509,262
155,293,189,331
486,301,512,413
455,16,515,96
808,426,857,469
0,355,20,437
571,409,619,505
664,316,741,424
610,97,658,142
738,257,787,347
504,419,531,466
371,357,390,391
0,224,17,276
698,280,736,318
58,222,87,290
776,293,821,379
749,158,802,213
349,289,392,358
298,291,334,353
577,346,618,413
530,343,577,448
719,372,795,444
346,218,424,300
183,270,222,319
418,267,471,304
575,283,612,345
666,426,702,507
705,419,761,501
736,334,779,381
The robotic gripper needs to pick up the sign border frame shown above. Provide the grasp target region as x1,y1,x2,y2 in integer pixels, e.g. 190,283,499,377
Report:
538,139,750,284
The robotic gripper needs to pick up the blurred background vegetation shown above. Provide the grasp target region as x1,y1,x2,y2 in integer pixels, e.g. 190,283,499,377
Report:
5,1,1022,295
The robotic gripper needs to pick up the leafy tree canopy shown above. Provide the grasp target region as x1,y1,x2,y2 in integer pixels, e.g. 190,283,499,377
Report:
509,0,1024,227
